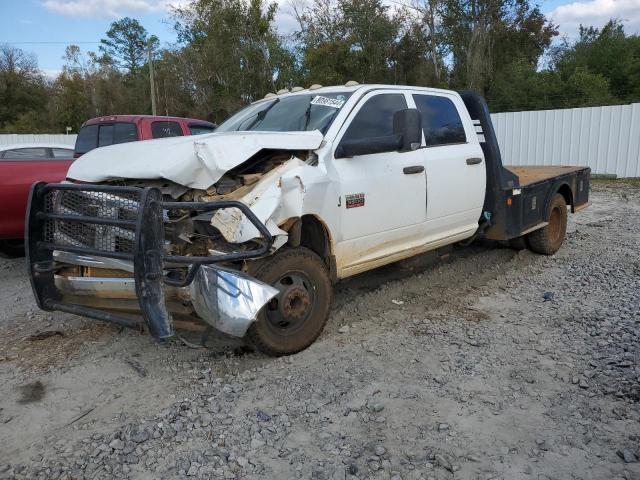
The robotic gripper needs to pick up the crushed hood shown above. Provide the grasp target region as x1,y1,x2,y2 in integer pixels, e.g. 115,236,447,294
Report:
67,130,324,190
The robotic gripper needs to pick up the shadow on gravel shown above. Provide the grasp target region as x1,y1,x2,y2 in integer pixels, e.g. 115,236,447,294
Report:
17,381,46,404
0,240,25,259
336,239,518,293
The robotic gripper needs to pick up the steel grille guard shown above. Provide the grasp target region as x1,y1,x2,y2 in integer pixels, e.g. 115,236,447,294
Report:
26,182,274,339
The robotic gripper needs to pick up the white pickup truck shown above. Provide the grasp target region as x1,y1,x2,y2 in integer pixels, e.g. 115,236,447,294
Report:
26,84,590,355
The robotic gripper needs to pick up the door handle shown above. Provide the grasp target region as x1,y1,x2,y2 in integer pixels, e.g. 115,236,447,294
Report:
403,165,424,174
466,157,483,165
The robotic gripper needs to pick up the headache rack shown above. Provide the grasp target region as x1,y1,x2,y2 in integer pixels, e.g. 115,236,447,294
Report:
26,182,273,338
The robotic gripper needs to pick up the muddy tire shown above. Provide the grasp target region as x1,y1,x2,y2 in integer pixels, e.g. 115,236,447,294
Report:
246,247,332,356
526,193,567,255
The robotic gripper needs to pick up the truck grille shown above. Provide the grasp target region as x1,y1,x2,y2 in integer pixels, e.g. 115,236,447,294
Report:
43,189,140,254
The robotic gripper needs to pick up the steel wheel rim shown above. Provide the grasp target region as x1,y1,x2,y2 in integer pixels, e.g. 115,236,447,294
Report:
264,270,316,336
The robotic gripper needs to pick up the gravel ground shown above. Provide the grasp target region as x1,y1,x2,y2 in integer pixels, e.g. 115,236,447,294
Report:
0,180,639,480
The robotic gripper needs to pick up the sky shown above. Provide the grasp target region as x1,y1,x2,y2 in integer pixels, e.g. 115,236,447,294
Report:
1,0,639,78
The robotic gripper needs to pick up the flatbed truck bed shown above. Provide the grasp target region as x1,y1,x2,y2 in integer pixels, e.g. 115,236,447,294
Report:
506,166,588,187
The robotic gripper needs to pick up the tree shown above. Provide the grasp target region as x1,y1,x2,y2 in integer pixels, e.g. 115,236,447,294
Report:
296,0,403,85
440,0,557,94
0,44,48,131
99,17,157,74
552,20,640,103
171,0,297,120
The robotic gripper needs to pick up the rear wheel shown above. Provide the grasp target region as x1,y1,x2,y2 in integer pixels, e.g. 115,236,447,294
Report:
526,193,567,255
246,247,332,356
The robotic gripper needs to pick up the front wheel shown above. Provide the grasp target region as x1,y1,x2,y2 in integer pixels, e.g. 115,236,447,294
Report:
246,247,332,356
526,193,568,255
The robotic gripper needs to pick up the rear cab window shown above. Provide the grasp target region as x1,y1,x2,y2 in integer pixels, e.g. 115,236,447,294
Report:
74,124,99,155
151,121,184,139
98,124,114,147
114,123,137,144
412,94,467,146
75,122,138,155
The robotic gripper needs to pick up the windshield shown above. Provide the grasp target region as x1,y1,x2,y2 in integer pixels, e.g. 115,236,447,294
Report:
216,92,353,133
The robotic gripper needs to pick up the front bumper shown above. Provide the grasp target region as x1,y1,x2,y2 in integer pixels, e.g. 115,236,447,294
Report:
26,182,277,338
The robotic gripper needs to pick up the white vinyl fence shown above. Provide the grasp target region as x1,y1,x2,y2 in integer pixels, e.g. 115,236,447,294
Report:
491,103,640,178
0,134,77,147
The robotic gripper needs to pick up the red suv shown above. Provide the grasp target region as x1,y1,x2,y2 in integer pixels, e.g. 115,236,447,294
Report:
74,115,216,157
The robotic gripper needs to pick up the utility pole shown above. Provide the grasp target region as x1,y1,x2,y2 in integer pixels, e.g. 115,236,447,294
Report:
148,39,157,115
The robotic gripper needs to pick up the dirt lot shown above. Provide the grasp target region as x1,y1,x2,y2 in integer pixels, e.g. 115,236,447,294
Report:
1,180,639,480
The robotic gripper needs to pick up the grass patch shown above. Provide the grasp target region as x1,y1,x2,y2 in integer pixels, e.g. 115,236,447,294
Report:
592,177,640,186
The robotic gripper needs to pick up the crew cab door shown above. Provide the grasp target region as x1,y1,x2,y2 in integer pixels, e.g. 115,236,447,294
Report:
409,92,486,239
330,90,428,270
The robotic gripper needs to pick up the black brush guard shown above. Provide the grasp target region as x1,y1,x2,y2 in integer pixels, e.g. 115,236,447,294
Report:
26,182,273,338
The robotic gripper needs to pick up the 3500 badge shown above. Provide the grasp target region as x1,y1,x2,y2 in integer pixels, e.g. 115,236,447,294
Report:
346,193,365,209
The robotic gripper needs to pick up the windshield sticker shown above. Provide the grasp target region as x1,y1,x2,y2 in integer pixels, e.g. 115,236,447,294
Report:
311,96,346,109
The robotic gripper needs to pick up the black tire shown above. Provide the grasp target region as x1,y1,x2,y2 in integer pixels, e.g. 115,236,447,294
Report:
246,247,332,356
508,236,527,250
526,193,567,255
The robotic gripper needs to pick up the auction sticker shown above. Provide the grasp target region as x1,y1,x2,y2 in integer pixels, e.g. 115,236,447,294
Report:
311,96,346,108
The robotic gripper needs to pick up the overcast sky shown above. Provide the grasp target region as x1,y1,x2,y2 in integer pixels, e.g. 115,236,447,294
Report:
2,0,639,78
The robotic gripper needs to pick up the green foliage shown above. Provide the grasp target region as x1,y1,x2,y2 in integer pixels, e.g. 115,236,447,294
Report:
99,17,157,74
0,45,48,132
169,0,298,120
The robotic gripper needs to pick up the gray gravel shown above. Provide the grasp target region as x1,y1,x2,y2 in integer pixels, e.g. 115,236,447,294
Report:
0,180,639,480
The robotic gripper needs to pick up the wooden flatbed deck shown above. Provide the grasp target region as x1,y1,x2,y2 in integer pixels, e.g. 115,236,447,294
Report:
506,166,586,187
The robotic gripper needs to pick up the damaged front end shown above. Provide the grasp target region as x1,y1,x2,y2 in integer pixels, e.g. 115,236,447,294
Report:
26,182,279,339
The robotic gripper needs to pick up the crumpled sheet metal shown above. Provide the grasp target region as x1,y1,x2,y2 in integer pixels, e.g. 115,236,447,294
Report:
189,265,279,337
210,158,328,245
67,130,324,190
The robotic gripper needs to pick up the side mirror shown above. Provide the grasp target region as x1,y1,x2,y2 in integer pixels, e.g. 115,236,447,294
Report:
393,108,422,152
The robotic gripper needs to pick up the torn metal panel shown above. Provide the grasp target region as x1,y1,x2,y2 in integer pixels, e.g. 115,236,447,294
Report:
189,265,279,337
67,130,324,190
210,157,331,246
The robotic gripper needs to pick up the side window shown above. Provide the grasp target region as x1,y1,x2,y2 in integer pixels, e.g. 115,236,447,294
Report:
412,95,466,146
114,122,138,144
98,124,114,147
151,121,183,139
1,148,49,160
51,148,74,159
189,124,215,135
75,124,99,155
341,94,407,143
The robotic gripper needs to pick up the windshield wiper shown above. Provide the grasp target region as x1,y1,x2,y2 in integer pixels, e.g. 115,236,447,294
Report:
243,98,280,131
